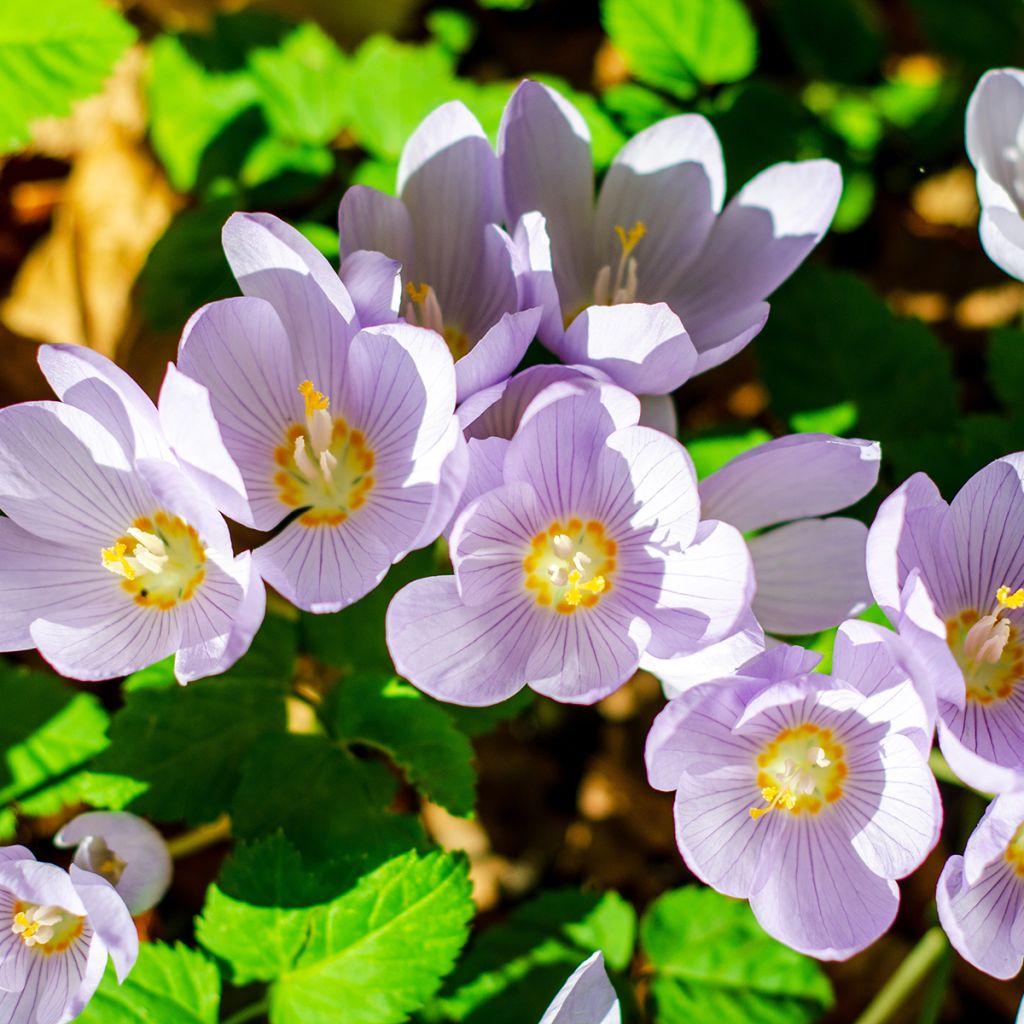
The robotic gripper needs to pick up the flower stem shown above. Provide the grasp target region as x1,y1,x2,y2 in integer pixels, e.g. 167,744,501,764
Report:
852,927,948,1024
165,814,231,860
222,997,269,1024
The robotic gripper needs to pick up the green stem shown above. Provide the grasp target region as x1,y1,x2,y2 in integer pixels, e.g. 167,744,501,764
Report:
165,815,231,860
222,998,269,1024
916,942,953,1024
853,928,948,1024
928,751,971,790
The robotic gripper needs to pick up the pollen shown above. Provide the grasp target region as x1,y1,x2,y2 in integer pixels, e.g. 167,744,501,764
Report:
749,724,847,821
100,542,136,580
998,585,1024,609
614,220,647,254
299,380,329,418
405,281,430,304
524,519,615,613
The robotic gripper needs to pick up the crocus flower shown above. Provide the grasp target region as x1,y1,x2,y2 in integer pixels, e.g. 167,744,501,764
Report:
966,69,1024,283
55,812,172,916
161,212,465,613
338,101,541,403
386,385,753,705
499,80,842,386
540,952,620,1024
0,344,264,682
646,621,940,959
937,791,1024,979
0,846,137,1024
867,455,1024,792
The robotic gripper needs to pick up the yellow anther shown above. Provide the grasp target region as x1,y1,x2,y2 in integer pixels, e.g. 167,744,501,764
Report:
405,281,430,304
582,576,606,596
998,585,1024,609
101,542,136,580
749,784,796,820
614,221,647,255
299,380,329,418
14,913,39,939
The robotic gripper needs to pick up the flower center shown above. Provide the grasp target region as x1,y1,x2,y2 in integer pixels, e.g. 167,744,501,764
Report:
84,836,128,886
101,512,206,610
947,585,1024,704
1006,822,1024,877
593,220,646,307
11,902,84,954
523,519,617,614
750,723,848,820
403,281,470,360
273,380,375,528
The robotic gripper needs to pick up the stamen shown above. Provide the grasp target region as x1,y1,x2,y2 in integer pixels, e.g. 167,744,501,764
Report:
548,565,569,587
293,436,318,480
552,534,574,560
405,281,430,304
319,449,337,483
404,282,446,335
101,542,136,580
613,221,647,255
998,585,1024,609
299,380,329,419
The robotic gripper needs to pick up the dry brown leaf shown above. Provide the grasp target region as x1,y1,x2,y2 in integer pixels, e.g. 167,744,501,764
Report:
1,47,179,359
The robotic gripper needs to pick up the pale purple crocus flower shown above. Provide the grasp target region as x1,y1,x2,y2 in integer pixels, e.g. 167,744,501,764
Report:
867,455,1024,793
499,80,842,386
966,69,1024,283
338,101,541,403
386,386,754,705
646,621,940,960
540,952,620,1024
937,791,1024,979
0,345,264,683
55,812,172,916
0,845,138,1024
161,212,465,614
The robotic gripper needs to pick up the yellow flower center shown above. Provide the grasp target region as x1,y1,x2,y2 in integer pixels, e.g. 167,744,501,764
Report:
403,281,470,360
750,723,848,820
593,220,646,308
101,512,206,610
523,519,617,614
273,380,375,528
947,585,1024,704
1006,823,1024,877
11,902,85,954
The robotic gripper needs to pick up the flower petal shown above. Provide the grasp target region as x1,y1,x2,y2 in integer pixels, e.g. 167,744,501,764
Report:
979,205,1024,283
748,517,870,635
337,185,414,267
685,300,770,374
454,307,541,404
556,302,696,395
540,952,620,1024
699,434,880,533
70,866,137,982
593,114,723,299
499,80,594,313
966,69,1024,210
339,249,402,327
386,576,537,706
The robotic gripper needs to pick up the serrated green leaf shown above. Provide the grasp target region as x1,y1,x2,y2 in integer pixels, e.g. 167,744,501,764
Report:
198,833,334,983
270,850,474,1024
249,21,350,145
601,0,757,98
0,0,136,152
426,889,636,1024
0,663,110,837
330,675,476,817
641,887,832,1024
232,733,424,867
94,616,296,824
75,942,220,1024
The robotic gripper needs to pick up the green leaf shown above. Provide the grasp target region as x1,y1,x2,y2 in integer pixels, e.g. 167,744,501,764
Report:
641,887,833,1024
426,888,636,1024
0,663,110,837
249,21,350,145
988,327,1024,412
775,0,884,83
330,674,476,817
93,616,296,824
75,942,220,1024
685,428,773,481
909,0,1024,72
270,850,474,1024
300,545,440,673
601,83,681,136
427,9,478,55
601,0,757,98
0,0,136,152
789,401,858,435
232,733,423,868
198,833,338,983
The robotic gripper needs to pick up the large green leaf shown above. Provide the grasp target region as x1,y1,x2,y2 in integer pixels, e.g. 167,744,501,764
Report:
231,733,423,867
0,663,112,837
197,833,338,984
330,674,476,817
93,616,296,824
641,887,833,1024
601,0,757,99
270,850,474,1024
425,888,636,1024
0,0,136,152
75,943,220,1024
